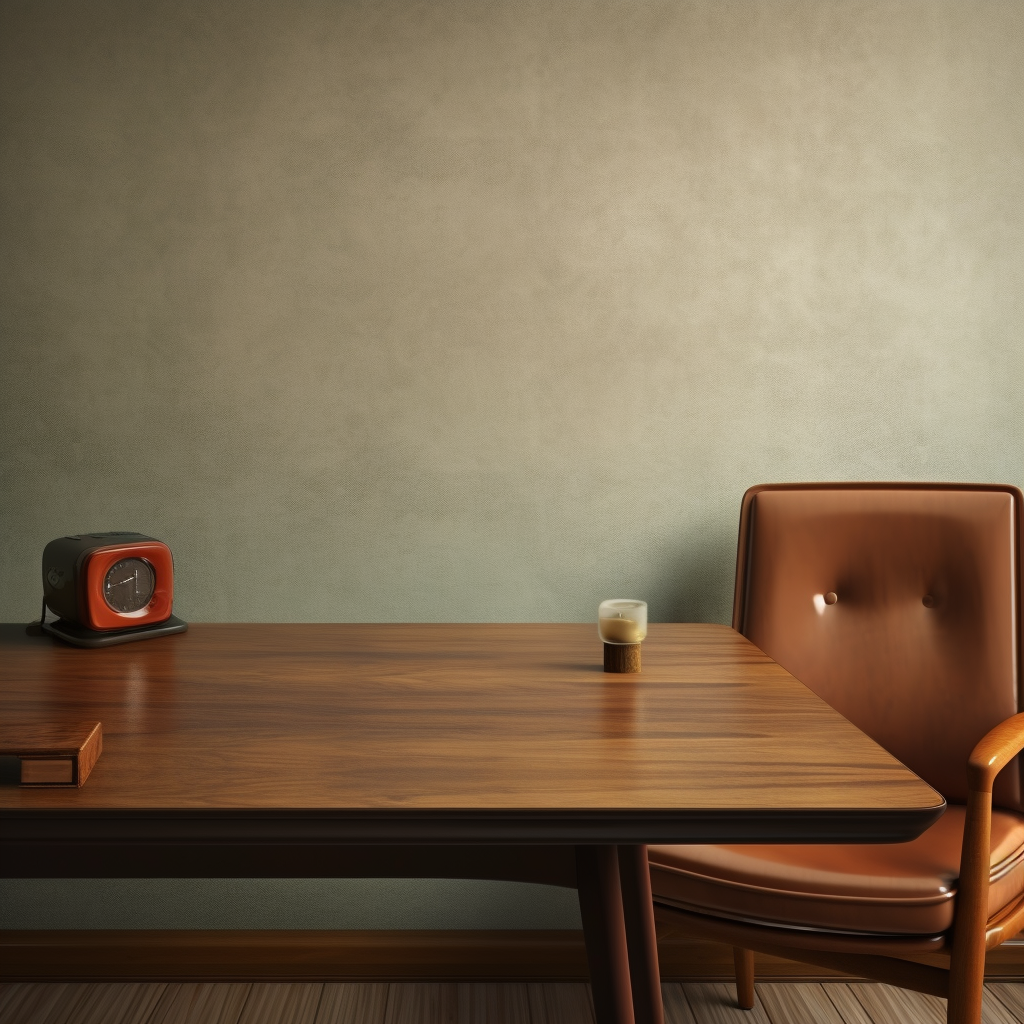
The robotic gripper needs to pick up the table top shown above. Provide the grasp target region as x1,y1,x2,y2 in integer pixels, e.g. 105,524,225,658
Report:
0,622,944,844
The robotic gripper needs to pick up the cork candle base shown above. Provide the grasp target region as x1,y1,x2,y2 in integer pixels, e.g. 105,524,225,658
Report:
604,642,641,673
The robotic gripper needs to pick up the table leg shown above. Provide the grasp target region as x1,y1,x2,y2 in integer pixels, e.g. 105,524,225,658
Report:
618,844,665,1024
576,844,635,1024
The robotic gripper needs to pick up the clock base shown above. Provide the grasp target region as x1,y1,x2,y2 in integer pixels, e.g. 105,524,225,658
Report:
42,614,188,648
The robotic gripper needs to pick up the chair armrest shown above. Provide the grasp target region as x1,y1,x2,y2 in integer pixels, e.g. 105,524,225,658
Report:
968,712,1024,794
946,712,1024,1024
951,710,1024,996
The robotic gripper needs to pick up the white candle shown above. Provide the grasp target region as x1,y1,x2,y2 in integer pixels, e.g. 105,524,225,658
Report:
598,599,648,644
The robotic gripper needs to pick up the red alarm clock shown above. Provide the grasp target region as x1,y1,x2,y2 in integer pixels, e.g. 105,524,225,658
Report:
41,532,187,647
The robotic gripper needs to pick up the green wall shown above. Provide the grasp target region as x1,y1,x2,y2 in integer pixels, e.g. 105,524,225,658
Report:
1,0,1021,929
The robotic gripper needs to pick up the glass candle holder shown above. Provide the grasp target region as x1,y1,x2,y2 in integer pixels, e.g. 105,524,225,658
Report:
598,599,647,673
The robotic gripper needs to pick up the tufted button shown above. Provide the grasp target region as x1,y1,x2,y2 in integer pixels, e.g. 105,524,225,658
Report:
923,594,936,608
824,592,838,605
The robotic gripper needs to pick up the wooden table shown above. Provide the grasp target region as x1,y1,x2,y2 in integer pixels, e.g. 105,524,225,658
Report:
0,622,945,1024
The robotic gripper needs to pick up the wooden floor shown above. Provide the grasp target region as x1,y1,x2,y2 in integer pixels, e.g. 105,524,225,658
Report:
2,981,1023,1024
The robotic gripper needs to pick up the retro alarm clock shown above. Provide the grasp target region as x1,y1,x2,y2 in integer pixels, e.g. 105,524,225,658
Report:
40,532,187,647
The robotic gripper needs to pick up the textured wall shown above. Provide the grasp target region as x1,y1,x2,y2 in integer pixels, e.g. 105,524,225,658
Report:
1,0,1021,929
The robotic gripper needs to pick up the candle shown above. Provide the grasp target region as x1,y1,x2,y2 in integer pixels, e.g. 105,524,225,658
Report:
598,599,648,644
599,616,644,644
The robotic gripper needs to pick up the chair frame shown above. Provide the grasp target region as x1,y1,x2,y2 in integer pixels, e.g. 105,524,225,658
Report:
653,482,1024,1024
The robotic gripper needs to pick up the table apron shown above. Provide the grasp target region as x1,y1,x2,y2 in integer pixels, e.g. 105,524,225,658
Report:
0,806,943,848
0,841,585,883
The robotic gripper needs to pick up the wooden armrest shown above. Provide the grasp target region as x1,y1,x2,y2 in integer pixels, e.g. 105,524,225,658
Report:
949,711,1024,1014
967,712,1024,793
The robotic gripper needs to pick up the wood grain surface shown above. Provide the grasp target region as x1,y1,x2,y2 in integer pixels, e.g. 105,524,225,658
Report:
316,985,389,1024
456,982,531,1024
382,983,457,1024
237,983,322,1024
676,983,771,1024
981,988,1023,1024
61,982,166,1024
0,623,942,845
5,930,1023,984
0,721,101,757
526,982,595,1024
757,983,847,1024
3,982,1024,1024
991,985,1024,1020
0,720,102,787
147,984,251,1024
660,983,698,1024
848,983,946,1024
818,985,874,1024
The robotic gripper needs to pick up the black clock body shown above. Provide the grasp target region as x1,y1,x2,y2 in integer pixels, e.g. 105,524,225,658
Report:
41,532,187,648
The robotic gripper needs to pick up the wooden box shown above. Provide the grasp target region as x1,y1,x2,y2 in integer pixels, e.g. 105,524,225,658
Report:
0,722,102,787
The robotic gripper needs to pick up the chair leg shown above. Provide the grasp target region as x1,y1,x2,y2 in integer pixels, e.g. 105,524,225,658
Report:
947,934,986,1024
947,788,992,1024
733,947,755,1009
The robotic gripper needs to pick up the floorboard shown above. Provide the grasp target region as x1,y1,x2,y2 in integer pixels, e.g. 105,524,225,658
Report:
848,983,946,1024
990,985,1024,1022
678,983,771,1024
315,984,389,1024
383,983,458,1024
5,982,97,1024
661,983,698,1024
61,982,167,1024
456,983,531,1024
820,983,877,1024
757,982,848,1024
525,982,594,1024
0,981,76,1024
0,980,1022,1023
147,983,251,1024
981,987,1024,1024
237,983,323,1024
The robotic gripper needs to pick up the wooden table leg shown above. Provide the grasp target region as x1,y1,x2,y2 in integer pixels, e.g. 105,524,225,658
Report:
576,845,636,1024
618,844,665,1024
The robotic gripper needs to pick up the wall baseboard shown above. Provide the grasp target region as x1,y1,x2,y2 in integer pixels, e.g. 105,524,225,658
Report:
2,929,1023,984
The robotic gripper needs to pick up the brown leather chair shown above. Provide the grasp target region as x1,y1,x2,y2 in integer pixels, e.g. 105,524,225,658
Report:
648,483,1024,1024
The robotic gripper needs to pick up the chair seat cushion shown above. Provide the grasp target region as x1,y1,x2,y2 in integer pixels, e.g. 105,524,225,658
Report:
649,806,1024,935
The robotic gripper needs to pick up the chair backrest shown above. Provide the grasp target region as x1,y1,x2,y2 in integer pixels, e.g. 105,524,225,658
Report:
733,483,1023,809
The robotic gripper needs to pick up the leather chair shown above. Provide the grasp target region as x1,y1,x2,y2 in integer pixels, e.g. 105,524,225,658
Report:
648,483,1024,1024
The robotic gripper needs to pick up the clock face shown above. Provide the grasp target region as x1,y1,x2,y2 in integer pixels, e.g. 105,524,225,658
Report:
103,557,156,613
